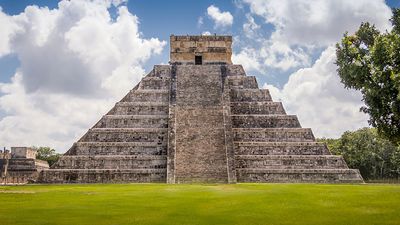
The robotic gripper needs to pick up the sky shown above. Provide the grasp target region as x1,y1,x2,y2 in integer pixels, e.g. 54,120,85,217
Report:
0,0,398,152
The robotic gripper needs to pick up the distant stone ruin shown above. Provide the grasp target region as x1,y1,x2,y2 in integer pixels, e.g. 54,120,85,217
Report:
0,147,49,184
38,35,363,183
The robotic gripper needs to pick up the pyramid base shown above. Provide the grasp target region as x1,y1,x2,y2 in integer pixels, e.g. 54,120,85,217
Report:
39,169,166,183
237,169,364,183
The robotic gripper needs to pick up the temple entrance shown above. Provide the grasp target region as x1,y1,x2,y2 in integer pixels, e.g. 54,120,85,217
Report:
195,55,202,65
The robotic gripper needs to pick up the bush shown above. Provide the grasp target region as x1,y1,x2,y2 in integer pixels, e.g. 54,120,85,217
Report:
33,146,61,167
319,128,400,180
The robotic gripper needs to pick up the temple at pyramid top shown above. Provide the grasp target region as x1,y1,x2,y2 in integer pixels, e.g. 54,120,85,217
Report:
170,35,232,65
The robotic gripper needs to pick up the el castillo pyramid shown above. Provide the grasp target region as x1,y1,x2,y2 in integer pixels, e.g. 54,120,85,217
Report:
39,35,363,183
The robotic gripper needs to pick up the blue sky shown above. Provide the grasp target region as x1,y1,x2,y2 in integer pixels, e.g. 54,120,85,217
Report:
0,0,397,151
0,0,399,86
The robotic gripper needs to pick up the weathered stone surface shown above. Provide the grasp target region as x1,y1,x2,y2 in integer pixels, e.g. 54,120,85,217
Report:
39,169,166,183
110,102,169,115
233,128,316,142
172,65,229,183
230,102,286,115
124,90,169,102
139,77,170,90
231,115,301,128
53,155,166,169
73,142,167,156
227,76,258,89
235,155,348,169
230,89,272,102
234,142,330,155
95,115,169,128
236,169,363,183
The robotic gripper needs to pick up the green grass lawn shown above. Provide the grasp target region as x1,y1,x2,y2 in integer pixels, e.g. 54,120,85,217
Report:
0,183,399,225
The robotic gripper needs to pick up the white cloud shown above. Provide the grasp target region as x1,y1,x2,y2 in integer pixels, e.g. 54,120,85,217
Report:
207,5,233,28
235,0,392,73
232,47,262,73
263,47,369,138
243,0,392,46
0,0,165,151
233,39,311,72
0,7,20,57
197,16,204,28
243,14,260,39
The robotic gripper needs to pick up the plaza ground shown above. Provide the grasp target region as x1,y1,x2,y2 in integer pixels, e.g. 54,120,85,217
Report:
0,183,399,225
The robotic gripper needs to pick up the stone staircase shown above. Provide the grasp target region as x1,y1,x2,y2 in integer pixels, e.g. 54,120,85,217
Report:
227,74,363,183
39,66,171,183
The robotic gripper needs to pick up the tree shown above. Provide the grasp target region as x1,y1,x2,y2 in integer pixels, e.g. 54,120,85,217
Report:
34,146,61,167
336,9,400,144
319,128,400,180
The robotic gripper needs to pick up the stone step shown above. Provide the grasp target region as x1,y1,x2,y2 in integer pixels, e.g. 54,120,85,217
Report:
110,102,169,115
0,171,39,184
73,142,167,155
39,168,166,183
230,89,272,102
234,142,330,155
231,115,301,128
124,89,169,102
95,115,169,128
139,77,170,90
153,65,171,77
233,128,315,142
6,159,36,171
236,168,363,183
80,128,168,143
230,102,286,115
53,155,167,170
225,65,246,76
235,155,348,169
226,76,258,89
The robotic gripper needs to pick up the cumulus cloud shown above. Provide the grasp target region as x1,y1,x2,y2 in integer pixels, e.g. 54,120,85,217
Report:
243,0,392,46
264,47,369,138
207,5,233,28
232,47,262,73
235,0,392,72
0,0,165,151
0,8,20,57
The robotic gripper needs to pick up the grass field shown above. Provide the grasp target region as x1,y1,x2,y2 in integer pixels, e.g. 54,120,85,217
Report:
0,183,399,225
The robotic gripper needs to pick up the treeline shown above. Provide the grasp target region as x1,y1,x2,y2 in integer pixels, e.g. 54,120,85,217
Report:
318,128,400,181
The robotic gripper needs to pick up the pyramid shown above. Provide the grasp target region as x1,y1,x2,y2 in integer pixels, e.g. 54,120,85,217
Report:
39,35,363,183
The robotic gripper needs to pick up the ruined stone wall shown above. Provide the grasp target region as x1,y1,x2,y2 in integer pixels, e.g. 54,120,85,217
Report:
0,158,44,184
170,35,232,65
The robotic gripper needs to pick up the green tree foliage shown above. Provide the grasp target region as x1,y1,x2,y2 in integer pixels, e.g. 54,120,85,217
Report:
336,9,400,144
319,128,400,180
34,146,61,167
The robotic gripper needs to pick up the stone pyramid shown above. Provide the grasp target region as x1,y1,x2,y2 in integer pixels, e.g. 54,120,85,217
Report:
39,35,363,183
